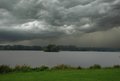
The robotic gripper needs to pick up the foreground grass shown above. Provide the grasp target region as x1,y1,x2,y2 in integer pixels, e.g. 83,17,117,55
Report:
0,69,120,81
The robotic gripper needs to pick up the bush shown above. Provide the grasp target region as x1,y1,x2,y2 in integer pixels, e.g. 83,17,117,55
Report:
33,65,49,71
77,66,82,69
14,65,31,72
39,65,49,71
89,64,101,69
52,64,74,70
113,65,120,68
0,65,12,74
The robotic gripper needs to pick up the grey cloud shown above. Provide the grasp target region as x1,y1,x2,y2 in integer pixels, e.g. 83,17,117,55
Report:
0,0,19,11
58,0,96,8
0,0,120,44
0,27,64,42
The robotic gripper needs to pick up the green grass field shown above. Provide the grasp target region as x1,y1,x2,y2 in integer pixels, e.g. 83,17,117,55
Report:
0,69,120,81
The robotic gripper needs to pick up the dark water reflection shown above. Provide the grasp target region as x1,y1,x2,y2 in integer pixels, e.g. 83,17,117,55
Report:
0,51,120,67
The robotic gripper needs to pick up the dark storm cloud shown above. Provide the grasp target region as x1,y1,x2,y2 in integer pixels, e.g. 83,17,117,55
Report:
0,29,63,41
0,0,19,10
0,0,120,42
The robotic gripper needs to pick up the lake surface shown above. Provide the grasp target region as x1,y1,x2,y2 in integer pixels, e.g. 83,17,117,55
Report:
0,51,120,67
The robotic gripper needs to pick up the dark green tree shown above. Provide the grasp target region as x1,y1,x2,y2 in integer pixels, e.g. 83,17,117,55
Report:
44,44,59,52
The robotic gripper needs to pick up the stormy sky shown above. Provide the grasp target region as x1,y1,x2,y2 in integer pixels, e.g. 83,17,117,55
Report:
0,0,120,48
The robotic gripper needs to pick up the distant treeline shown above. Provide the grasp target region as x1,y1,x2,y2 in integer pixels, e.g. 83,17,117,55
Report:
0,45,120,52
0,45,42,50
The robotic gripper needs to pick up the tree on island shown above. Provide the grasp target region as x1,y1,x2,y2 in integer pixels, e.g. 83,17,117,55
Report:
44,44,60,52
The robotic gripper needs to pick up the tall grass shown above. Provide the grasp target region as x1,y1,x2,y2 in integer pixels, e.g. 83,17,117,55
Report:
14,65,31,72
0,64,120,74
52,64,75,70
0,65,12,74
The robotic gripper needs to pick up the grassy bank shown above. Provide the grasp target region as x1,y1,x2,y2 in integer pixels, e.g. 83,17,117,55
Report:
0,69,120,81
0,64,120,73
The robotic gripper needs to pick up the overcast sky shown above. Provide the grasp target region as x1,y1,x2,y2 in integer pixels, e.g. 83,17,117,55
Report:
0,0,120,48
